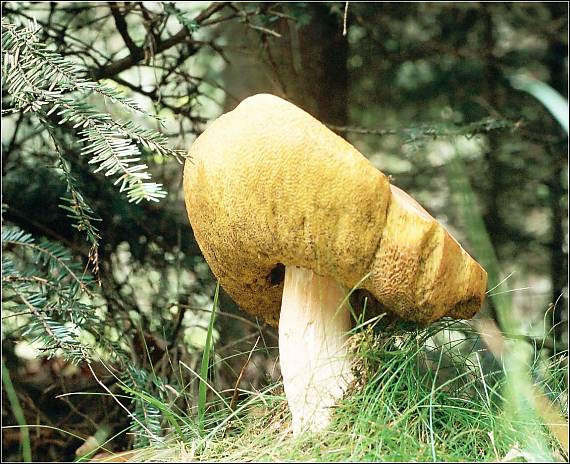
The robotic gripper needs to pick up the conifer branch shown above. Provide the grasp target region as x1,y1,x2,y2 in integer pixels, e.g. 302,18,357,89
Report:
2,18,183,205
2,227,92,295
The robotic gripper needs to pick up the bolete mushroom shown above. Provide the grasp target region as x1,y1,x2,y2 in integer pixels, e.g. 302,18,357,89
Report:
183,94,487,435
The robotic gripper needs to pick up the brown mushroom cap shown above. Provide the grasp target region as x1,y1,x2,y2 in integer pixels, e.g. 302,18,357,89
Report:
183,94,487,327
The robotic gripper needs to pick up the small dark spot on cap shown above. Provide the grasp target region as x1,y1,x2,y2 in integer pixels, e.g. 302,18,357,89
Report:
268,263,285,286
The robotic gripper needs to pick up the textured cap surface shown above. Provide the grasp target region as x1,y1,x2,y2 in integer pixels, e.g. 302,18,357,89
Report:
183,94,487,327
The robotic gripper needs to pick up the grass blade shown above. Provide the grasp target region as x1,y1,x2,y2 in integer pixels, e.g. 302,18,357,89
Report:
511,75,569,134
2,361,32,462
444,148,512,322
198,282,219,434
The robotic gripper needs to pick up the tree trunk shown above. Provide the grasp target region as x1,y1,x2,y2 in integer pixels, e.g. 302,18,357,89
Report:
221,3,348,127
481,4,503,322
544,12,568,348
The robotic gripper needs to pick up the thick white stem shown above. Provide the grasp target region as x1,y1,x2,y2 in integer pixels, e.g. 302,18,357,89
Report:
279,266,354,435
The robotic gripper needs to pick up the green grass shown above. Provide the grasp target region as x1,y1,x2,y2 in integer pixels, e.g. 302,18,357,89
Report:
96,319,567,462
198,282,219,435
2,360,32,462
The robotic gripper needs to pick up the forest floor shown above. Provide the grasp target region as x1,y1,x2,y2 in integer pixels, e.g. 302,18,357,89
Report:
87,320,568,463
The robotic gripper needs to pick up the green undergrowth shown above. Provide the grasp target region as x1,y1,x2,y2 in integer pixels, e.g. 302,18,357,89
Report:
104,319,568,462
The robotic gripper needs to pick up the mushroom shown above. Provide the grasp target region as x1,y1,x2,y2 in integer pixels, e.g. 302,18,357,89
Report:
183,94,487,435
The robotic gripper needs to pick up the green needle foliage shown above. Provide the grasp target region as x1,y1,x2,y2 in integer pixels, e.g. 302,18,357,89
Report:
2,226,95,363
1,224,191,444
56,150,102,269
1,15,189,436
1,13,191,443
1,18,182,205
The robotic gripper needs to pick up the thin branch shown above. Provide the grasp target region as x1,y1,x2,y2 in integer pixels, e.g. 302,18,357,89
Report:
93,2,227,79
229,336,260,411
108,2,139,55
326,118,519,139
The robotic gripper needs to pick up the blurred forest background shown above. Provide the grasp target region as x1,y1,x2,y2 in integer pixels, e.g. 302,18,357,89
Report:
1,2,568,461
